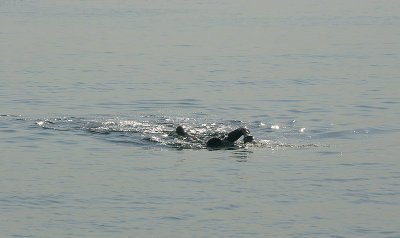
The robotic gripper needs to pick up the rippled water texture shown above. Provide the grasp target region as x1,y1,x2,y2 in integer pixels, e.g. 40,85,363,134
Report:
1,0,400,237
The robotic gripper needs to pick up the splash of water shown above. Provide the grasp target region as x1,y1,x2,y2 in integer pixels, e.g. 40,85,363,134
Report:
34,116,319,150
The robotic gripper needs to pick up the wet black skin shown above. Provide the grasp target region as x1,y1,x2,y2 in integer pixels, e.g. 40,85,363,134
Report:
176,126,254,148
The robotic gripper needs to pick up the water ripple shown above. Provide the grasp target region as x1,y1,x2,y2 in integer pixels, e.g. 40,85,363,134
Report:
31,115,322,151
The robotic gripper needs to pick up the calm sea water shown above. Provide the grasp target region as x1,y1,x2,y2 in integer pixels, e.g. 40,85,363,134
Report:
1,0,400,237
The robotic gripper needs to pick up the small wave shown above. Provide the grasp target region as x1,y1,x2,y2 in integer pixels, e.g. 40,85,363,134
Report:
32,115,324,150
249,139,321,150
314,127,393,140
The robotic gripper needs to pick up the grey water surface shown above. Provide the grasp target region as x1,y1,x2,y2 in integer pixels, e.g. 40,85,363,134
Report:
1,0,400,237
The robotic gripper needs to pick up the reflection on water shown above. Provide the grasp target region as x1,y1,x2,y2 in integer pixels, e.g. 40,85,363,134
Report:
231,149,252,162
33,115,325,151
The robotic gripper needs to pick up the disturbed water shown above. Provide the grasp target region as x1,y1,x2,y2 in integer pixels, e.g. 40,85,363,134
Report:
1,0,400,237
